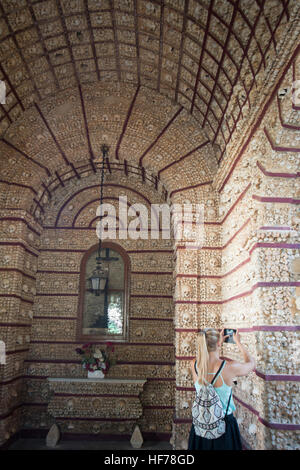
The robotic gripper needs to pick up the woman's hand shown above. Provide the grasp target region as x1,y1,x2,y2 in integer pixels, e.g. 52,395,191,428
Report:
233,329,241,346
220,329,230,345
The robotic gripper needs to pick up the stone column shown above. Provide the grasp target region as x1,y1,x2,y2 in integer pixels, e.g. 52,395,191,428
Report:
171,188,221,449
0,210,41,446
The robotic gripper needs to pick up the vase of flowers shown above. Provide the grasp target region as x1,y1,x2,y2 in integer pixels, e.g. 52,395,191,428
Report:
75,343,115,378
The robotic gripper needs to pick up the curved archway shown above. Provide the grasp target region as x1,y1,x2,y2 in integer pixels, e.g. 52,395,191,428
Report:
0,1,299,450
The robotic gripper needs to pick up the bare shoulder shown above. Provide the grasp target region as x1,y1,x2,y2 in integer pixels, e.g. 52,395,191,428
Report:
226,358,255,377
225,359,238,371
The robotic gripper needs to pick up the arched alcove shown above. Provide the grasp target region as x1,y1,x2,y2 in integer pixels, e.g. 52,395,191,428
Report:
0,0,299,451
77,241,131,342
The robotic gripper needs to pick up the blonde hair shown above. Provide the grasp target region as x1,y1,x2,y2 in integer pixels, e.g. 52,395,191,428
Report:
195,328,220,385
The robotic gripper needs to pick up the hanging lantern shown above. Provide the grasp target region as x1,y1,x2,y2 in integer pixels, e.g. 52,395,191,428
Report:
87,144,114,296
88,260,109,296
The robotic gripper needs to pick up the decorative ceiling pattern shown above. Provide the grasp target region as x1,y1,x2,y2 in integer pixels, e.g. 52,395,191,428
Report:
0,82,217,216
0,0,293,160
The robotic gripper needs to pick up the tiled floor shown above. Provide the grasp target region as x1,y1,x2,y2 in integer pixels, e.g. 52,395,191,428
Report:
8,438,173,451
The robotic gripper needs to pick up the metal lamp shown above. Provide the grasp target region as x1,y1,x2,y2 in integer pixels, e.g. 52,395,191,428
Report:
87,144,109,296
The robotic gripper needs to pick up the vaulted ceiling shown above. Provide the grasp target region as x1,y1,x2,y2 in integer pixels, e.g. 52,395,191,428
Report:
0,0,295,159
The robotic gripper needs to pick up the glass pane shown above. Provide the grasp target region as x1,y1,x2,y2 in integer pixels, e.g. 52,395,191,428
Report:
82,247,126,339
108,292,123,335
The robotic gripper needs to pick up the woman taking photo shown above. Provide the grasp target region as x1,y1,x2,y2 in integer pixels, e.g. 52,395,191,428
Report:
188,328,256,450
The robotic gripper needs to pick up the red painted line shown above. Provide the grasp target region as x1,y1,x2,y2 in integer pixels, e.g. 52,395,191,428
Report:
55,183,153,227
264,127,300,153
147,378,176,382
175,241,299,253
78,84,94,160
131,317,173,322
53,416,138,422
25,359,175,366
39,248,85,253
174,395,300,431
70,162,81,180
115,85,140,160
55,171,65,187
173,418,191,424
34,103,70,166
33,316,76,321
176,273,220,279
202,0,239,128
219,184,251,224
176,386,194,392
277,95,300,130
175,325,300,334
259,226,291,231
158,140,210,177
0,217,41,236
44,226,167,232
173,183,249,226
169,180,212,198
6,349,29,355
71,196,130,228
37,270,80,275
255,370,300,382
36,293,78,297
0,376,23,386
88,215,124,229
42,161,164,202
0,268,35,281
33,197,44,215
30,341,174,348
248,242,300,255
131,271,173,275
191,0,214,114
139,107,183,167
177,354,300,382
117,361,175,366
216,3,287,154
54,393,140,399
251,325,300,332
144,406,174,410
253,194,300,204
175,281,300,305
175,329,199,333
0,403,23,421
219,46,300,192
31,316,173,322
126,250,173,253
131,294,173,299
222,218,250,248
174,0,189,101
0,180,38,195
175,356,194,361
0,295,34,304
176,257,251,280
234,395,300,431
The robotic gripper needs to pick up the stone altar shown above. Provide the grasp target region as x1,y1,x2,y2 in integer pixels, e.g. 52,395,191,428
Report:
47,378,147,443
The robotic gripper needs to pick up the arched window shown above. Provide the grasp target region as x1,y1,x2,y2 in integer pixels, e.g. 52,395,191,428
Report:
77,242,130,342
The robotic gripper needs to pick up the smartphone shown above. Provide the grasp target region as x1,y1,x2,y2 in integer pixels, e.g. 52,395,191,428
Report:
224,328,236,344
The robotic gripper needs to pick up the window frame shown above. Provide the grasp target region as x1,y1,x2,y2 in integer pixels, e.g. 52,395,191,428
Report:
76,241,130,343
